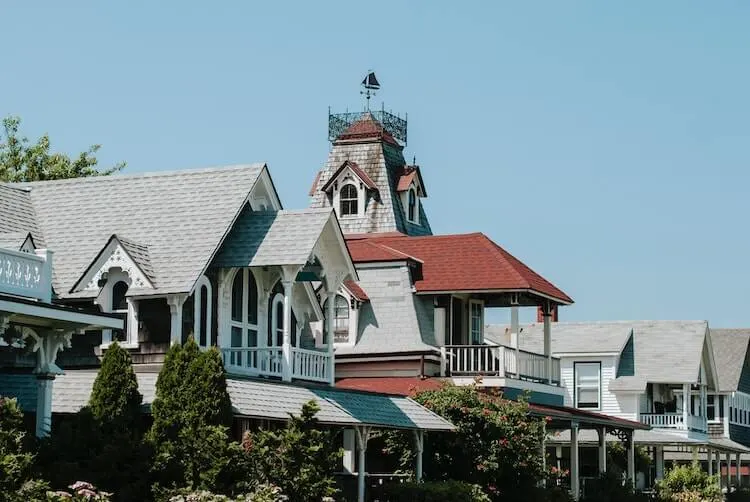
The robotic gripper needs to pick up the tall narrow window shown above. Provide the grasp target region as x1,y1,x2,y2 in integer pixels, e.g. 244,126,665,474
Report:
340,184,358,216
469,300,483,345
707,395,716,421
324,295,350,344
408,188,417,222
111,281,129,342
272,293,284,347
228,269,258,366
574,362,601,409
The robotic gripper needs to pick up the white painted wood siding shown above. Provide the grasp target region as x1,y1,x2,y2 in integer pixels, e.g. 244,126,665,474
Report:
560,355,638,421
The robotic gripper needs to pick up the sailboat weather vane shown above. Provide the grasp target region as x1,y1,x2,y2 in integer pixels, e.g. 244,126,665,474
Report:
360,70,380,110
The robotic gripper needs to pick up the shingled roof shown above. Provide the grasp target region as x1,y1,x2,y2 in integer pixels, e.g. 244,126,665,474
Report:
711,329,750,392
9,164,266,297
346,233,572,304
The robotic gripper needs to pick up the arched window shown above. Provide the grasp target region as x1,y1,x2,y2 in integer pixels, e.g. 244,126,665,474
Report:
339,183,358,216
407,188,417,222
268,281,297,348
229,269,258,366
112,281,129,311
194,275,213,349
324,294,350,344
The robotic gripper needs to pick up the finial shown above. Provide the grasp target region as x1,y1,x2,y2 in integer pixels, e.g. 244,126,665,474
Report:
360,70,380,110
412,155,416,165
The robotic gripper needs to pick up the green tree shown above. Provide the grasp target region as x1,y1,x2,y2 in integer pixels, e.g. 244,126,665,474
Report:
0,397,40,500
655,462,722,502
242,400,342,502
149,339,238,494
0,115,124,182
89,342,143,432
384,385,548,502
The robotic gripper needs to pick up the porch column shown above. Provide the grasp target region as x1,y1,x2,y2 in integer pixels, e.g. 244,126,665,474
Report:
543,303,552,384
708,448,714,476
737,452,743,487
511,304,520,378
342,429,355,474
414,430,425,482
281,278,293,382
627,430,636,488
655,445,665,480
35,374,54,437
701,386,708,431
570,422,580,500
356,426,372,502
715,450,721,481
540,423,547,487
598,426,607,473
167,294,187,345
726,452,732,489
683,383,690,430
725,397,731,437
326,290,336,386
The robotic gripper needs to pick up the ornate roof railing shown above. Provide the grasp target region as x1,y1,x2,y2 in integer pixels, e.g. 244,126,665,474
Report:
328,108,408,145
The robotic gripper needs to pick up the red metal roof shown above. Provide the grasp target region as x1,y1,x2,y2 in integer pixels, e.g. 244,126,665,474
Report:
320,160,378,192
396,165,427,196
343,279,369,301
345,233,572,304
335,377,648,430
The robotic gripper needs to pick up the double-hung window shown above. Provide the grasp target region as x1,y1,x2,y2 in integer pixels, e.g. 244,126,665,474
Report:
574,362,601,409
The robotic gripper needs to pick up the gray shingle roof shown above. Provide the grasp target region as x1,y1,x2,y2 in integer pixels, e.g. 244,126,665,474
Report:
710,329,750,392
212,208,334,267
487,320,710,391
12,164,265,297
0,232,31,251
117,235,156,283
0,185,43,245
0,371,453,431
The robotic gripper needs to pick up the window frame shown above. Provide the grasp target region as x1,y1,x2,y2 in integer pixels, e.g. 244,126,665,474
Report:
324,294,351,345
574,361,602,410
468,299,484,345
229,268,259,350
339,183,359,217
407,188,418,223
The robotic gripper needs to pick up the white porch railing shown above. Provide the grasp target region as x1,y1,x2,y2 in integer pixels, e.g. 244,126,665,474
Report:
291,347,330,383
221,347,284,378
442,344,561,385
640,412,707,432
0,248,52,302
221,346,331,384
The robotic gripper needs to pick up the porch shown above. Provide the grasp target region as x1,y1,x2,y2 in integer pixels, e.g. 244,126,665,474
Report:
440,343,561,385
221,346,330,384
640,412,707,432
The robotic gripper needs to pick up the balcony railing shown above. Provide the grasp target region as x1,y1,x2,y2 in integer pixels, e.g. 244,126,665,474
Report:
441,344,561,385
221,346,331,384
0,248,52,303
640,412,707,432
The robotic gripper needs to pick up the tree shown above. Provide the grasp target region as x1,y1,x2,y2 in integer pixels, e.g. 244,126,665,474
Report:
384,385,548,502
149,339,239,494
89,342,143,432
242,400,342,502
0,115,124,182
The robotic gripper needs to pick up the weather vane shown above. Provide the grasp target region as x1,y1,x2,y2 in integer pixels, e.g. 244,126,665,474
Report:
360,70,380,110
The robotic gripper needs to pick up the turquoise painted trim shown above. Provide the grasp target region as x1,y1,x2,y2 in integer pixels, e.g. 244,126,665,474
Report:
501,387,564,407
616,331,635,377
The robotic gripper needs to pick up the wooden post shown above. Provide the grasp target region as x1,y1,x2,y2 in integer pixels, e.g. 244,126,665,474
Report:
167,294,187,345
543,305,552,384
281,279,293,382
726,452,732,490
682,383,690,430
598,427,607,473
708,449,714,476
655,445,664,480
35,375,54,437
356,426,372,502
570,422,580,500
737,452,743,487
511,305,520,378
414,430,425,482
627,431,635,489
326,290,336,386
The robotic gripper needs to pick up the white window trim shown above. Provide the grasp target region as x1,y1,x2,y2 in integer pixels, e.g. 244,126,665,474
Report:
99,269,138,349
468,299,484,345
337,182,360,219
406,187,419,224
271,292,285,347
574,361,602,410
194,275,213,349
229,268,260,349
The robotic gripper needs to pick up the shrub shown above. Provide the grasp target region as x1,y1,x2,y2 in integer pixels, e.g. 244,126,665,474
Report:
0,397,36,496
384,385,547,501
46,481,113,501
379,480,491,502
242,401,342,502
581,472,648,502
164,484,287,502
89,342,142,432
655,463,722,502
728,488,750,502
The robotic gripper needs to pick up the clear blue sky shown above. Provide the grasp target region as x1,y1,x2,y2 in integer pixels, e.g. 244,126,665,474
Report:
3,2,749,326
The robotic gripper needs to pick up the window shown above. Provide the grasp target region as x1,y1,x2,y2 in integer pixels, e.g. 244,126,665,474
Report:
707,395,716,421
469,300,483,345
111,281,129,342
229,269,258,366
340,183,358,216
574,362,601,409
324,295,350,344
272,293,284,347
194,276,213,348
407,188,417,222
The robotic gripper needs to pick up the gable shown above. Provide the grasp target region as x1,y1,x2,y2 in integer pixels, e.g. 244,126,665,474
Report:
71,236,155,294
320,160,378,193
738,345,750,395
616,331,635,377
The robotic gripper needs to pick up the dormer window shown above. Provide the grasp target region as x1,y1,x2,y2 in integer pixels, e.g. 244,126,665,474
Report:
340,183,359,216
324,294,350,344
407,188,417,223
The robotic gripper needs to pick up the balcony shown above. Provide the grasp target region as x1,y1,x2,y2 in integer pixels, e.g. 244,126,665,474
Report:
221,346,331,384
640,412,707,432
0,248,52,303
440,344,561,385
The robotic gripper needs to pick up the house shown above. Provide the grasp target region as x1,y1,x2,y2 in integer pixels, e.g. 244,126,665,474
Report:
309,104,650,499
0,164,455,502
485,320,750,491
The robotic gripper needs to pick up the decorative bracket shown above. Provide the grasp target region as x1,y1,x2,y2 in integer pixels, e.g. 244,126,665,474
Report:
22,327,73,375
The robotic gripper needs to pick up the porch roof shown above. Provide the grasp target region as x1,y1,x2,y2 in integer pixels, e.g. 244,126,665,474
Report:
0,371,452,432
547,428,750,453
0,294,123,331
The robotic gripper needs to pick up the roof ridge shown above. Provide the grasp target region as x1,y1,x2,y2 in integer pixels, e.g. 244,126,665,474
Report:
14,163,267,186
371,241,423,263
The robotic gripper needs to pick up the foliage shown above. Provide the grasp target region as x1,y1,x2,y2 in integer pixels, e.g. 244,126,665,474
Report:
379,480,491,502
727,488,750,502
0,396,52,502
607,441,652,476
655,463,722,502
0,116,124,182
89,342,143,432
149,339,238,493
37,343,151,501
164,484,287,502
581,472,648,502
45,481,113,501
242,400,342,502
384,384,548,501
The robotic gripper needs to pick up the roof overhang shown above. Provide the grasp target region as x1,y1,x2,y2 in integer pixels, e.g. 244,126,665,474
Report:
320,160,378,193
414,288,573,306
0,295,123,331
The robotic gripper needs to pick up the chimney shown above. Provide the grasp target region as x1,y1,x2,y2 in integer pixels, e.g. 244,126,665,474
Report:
536,305,559,323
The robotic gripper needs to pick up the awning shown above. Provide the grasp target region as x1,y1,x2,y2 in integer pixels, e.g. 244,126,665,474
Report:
0,371,453,432
531,403,650,431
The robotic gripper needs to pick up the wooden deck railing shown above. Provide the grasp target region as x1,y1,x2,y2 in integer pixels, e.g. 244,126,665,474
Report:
441,344,561,385
221,346,331,384
0,248,52,303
